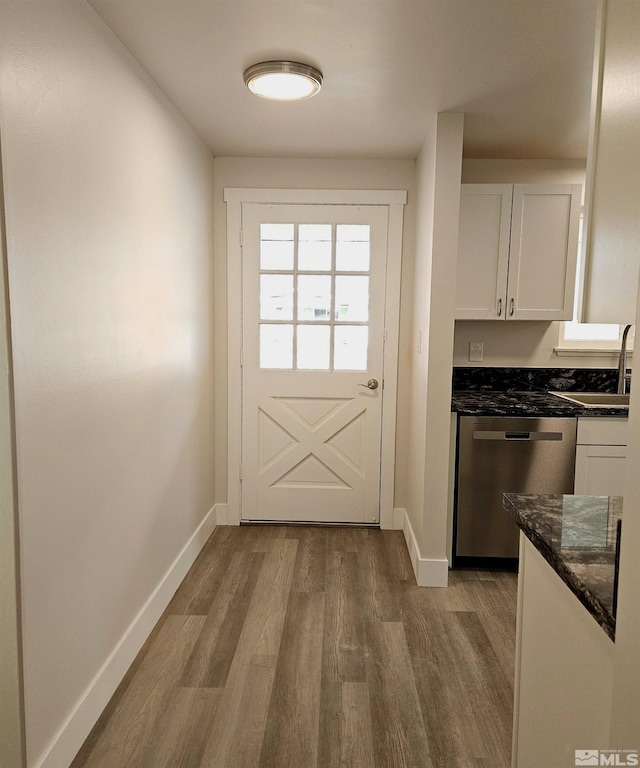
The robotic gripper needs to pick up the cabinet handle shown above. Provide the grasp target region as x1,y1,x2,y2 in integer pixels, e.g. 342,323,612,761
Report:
497,298,503,317
509,297,515,317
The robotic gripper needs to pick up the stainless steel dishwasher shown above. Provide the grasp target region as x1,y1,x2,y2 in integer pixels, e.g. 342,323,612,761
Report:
455,416,576,565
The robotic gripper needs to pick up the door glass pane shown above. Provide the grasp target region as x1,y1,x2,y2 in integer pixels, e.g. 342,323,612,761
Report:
260,274,293,320
297,325,330,370
297,275,332,321
334,326,368,370
260,324,293,369
336,224,370,271
299,224,332,271
335,276,369,322
260,223,294,270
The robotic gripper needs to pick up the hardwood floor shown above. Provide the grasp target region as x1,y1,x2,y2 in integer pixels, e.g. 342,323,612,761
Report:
71,526,517,768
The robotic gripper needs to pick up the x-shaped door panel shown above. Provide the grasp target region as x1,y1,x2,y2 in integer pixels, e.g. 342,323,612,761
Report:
256,395,367,493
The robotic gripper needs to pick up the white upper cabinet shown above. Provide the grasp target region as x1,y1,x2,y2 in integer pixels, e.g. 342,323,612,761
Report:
581,1,640,324
509,185,582,320
455,183,582,321
456,184,511,320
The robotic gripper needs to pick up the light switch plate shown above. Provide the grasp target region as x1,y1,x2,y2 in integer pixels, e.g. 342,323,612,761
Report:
469,341,483,362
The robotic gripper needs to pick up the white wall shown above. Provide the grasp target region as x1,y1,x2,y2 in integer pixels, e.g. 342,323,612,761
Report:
405,116,436,559
462,158,586,185
604,0,640,736
0,135,24,768
453,159,618,369
609,271,640,743
0,3,215,766
406,113,464,585
212,157,416,512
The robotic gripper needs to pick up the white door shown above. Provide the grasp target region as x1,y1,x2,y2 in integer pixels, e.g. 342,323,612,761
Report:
241,203,388,524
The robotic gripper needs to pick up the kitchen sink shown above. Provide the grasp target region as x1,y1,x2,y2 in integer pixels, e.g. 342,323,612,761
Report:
550,392,630,408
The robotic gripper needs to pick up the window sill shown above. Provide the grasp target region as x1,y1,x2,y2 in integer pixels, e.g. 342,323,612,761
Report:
554,347,633,358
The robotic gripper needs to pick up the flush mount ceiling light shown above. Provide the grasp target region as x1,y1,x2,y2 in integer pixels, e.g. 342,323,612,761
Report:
243,61,323,101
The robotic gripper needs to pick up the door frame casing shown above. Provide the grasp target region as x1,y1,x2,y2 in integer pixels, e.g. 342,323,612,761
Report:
224,188,407,529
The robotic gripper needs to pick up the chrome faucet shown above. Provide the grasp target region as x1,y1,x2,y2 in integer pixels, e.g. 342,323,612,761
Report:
617,324,633,395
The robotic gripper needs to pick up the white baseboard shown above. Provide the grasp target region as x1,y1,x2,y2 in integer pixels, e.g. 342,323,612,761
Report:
401,509,449,587
35,504,218,768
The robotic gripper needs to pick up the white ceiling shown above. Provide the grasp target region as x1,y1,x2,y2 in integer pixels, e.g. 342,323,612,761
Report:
88,0,598,160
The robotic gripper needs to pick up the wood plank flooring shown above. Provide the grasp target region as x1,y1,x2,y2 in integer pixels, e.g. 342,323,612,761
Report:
71,526,517,768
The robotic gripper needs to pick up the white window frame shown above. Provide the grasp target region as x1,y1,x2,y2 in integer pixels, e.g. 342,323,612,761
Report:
224,188,406,529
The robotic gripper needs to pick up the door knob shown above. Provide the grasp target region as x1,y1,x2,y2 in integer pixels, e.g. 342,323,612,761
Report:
358,379,379,390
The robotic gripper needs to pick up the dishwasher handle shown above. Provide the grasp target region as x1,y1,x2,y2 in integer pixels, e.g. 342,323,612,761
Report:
473,430,564,442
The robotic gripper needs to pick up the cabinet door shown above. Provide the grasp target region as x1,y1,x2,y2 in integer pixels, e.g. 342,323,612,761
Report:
574,444,627,496
455,184,511,320
507,184,581,320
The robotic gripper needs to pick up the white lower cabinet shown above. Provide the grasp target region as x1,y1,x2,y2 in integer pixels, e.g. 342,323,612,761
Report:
512,536,614,768
574,417,628,496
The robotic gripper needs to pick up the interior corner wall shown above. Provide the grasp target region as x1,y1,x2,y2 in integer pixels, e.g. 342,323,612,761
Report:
405,116,437,555
0,130,24,768
608,116,640,749
609,271,640,742
0,4,216,767
455,158,612,370
212,157,417,513
407,113,463,584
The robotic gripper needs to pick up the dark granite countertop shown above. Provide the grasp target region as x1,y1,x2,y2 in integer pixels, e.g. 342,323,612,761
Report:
503,493,622,640
451,367,630,417
452,390,629,417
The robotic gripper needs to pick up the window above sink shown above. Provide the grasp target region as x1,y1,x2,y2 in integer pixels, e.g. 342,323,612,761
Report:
556,212,635,357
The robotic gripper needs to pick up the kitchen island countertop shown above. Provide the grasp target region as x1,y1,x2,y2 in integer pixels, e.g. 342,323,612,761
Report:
502,493,622,640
